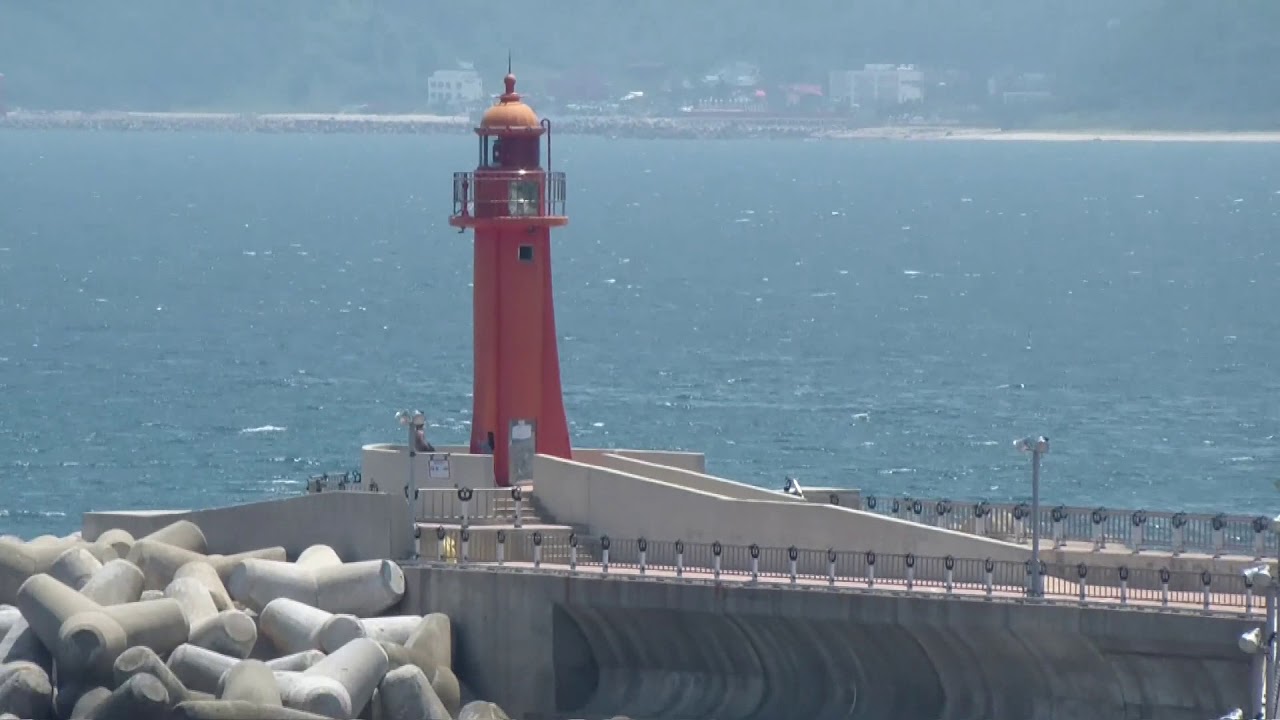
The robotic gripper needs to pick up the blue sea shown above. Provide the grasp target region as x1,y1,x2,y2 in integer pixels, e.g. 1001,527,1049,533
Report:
1,131,1277,539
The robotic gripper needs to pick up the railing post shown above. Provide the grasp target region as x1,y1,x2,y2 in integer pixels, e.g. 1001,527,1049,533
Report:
569,532,578,571
985,558,994,599
512,486,524,529
637,538,647,575
712,542,723,582
1118,566,1129,605
1211,514,1227,558
1077,563,1088,604
459,529,470,566
1090,507,1107,551
905,553,916,590
1130,511,1146,553
911,499,924,523
933,499,951,528
1171,513,1187,555
827,548,837,586
601,536,611,574
865,551,876,588
457,487,473,530
496,530,506,566
435,526,446,563
532,531,543,568
1160,568,1171,606
944,556,955,594
749,544,760,583
675,540,684,577
1201,570,1211,613
1253,516,1268,560
1012,503,1029,543
1051,506,1067,549
974,501,990,536
788,546,798,585
1244,574,1254,616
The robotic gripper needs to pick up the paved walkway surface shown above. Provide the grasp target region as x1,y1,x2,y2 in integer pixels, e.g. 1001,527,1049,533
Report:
428,558,1262,618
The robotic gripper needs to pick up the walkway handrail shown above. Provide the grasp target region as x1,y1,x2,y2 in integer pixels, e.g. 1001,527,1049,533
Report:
416,486,530,526
420,530,1267,617
854,493,1277,558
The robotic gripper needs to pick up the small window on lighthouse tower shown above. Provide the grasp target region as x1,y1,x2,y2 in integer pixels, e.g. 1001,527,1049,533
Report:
518,245,534,263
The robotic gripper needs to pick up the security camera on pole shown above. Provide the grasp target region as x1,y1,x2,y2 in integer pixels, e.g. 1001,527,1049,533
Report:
1014,436,1049,598
396,409,426,560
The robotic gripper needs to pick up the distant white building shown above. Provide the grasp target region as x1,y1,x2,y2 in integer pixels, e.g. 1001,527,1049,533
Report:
428,64,484,109
829,64,924,109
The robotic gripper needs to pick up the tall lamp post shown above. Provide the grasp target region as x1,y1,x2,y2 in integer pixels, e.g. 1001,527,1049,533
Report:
1014,435,1049,597
396,409,425,560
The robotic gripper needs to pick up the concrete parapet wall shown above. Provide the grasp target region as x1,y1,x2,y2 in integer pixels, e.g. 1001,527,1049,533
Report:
404,564,1256,720
533,455,1031,562
82,493,413,560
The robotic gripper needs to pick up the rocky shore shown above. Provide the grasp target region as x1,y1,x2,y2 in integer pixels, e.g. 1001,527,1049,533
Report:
5,110,1278,143
0,521,626,720
0,110,909,141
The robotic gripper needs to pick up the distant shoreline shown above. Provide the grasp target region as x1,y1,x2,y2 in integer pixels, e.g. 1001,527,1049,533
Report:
3,110,1279,143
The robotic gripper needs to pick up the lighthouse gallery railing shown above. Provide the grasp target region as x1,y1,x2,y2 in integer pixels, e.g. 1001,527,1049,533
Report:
451,170,566,219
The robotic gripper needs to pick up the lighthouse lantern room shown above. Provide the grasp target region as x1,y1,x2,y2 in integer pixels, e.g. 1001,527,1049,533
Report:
449,71,572,486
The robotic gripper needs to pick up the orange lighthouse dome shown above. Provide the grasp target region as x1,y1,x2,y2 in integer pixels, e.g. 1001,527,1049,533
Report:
480,74,539,129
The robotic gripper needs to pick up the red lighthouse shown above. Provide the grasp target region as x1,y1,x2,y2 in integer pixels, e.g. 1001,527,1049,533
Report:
449,72,571,486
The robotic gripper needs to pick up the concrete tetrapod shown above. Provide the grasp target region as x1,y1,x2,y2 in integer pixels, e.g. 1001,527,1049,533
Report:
0,535,121,605
405,612,452,671
229,558,405,616
57,598,190,679
377,664,451,720
166,577,258,658
259,598,335,655
266,650,327,672
458,699,512,720
94,672,169,720
114,645,210,705
317,614,426,653
217,659,282,706
0,607,18,638
295,545,344,570
273,671,352,719
168,644,240,696
126,540,286,592
0,660,53,719
171,699,335,720
379,641,461,717
301,637,389,719
67,685,111,719
48,548,102,591
173,561,234,612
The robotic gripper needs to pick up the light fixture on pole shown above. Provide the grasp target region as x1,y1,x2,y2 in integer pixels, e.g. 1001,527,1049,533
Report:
1014,435,1049,598
397,409,426,560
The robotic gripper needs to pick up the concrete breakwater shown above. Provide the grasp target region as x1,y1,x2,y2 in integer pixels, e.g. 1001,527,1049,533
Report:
0,110,871,140
0,520,585,720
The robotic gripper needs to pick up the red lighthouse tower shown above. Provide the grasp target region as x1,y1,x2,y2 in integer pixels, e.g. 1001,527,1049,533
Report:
449,71,571,486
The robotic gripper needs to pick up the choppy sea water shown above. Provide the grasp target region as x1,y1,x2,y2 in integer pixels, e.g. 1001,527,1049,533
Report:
0,131,1277,539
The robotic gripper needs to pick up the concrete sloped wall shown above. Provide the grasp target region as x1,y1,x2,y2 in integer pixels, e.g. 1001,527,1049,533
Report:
406,566,1255,720
595,453,807,503
533,454,1030,563
361,443,706,495
82,491,414,560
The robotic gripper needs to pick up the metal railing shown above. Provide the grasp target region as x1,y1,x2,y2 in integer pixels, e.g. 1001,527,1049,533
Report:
416,530,1266,617
451,170,566,219
852,493,1278,559
416,486,533,527
305,471,374,493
